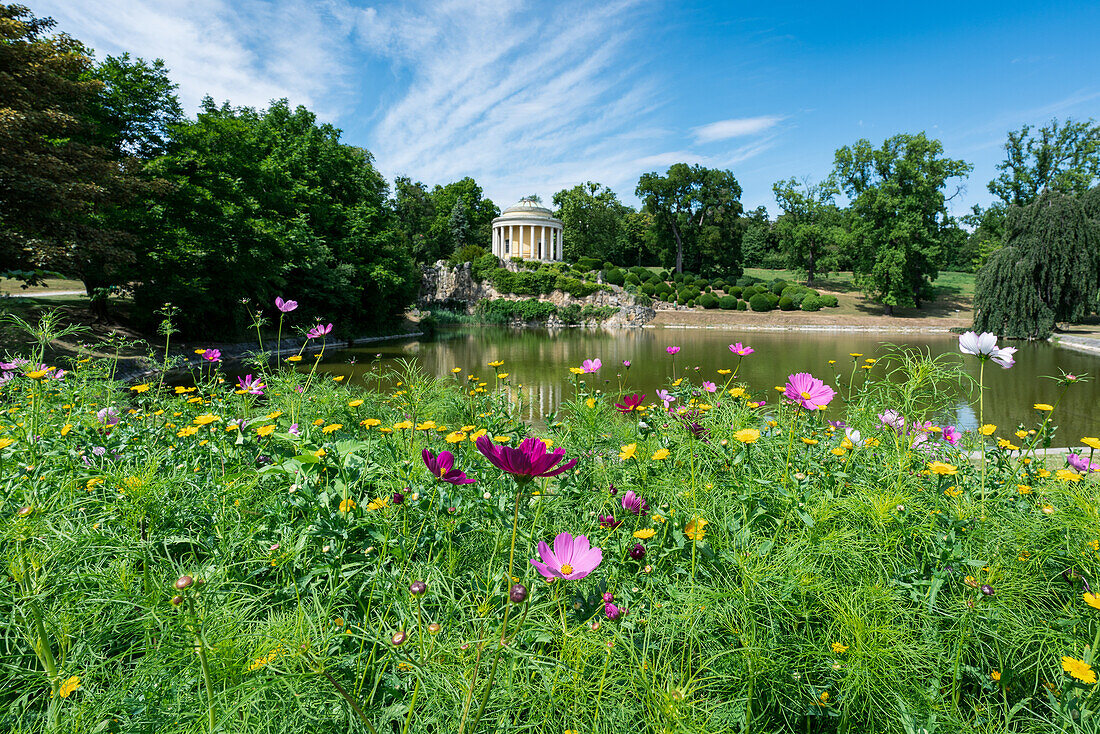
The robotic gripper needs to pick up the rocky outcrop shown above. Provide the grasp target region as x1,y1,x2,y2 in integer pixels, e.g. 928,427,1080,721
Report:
420,260,655,326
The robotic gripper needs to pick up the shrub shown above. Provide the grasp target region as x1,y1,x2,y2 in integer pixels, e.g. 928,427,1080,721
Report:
736,299,748,310
554,276,599,298
719,295,738,309
769,280,788,295
694,278,708,289
778,296,795,311
603,268,626,286
819,294,839,308
471,253,500,281
704,285,712,293
698,293,719,309
656,283,672,297
603,261,615,271
728,285,743,298
659,270,670,280
640,283,656,296
801,295,822,311
475,298,557,323
450,244,487,265
625,273,642,286
687,299,696,308
749,293,774,312
677,294,689,306
629,266,649,279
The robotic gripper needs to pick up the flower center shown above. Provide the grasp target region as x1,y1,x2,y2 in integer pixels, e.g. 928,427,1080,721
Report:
439,468,448,478
800,391,813,400
560,563,574,575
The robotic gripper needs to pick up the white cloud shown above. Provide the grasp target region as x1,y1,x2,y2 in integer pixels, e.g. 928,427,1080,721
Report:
691,115,784,144
34,0,356,118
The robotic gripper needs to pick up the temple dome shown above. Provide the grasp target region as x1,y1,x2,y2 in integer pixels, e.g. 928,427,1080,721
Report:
497,199,555,219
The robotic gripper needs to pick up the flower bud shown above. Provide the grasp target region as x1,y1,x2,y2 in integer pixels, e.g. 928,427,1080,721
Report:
409,580,427,596
16,506,33,518
427,623,441,634
174,575,194,590
509,583,528,603
392,491,405,505
602,592,614,603
629,543,646,561
391,631,408,646
171,595,183,606
981,584,994,596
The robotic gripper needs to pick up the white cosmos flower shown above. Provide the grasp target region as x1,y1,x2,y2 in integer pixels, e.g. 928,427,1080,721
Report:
959,331,1016,369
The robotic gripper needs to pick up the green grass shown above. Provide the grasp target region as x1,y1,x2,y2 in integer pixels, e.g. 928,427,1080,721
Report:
0,277,86,296
0,324,1095,734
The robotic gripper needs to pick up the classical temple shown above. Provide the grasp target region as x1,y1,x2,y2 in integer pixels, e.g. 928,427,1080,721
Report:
490,199,563,261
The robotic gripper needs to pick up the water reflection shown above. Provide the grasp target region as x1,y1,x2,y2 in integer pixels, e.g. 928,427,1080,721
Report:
312,327,1100,443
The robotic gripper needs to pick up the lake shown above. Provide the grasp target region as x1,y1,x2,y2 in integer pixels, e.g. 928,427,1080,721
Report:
309,326,1100,445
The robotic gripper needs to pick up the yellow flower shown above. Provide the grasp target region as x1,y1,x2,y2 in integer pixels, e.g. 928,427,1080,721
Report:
633,528,656,540
831,642,848,654
728,387,746,398
569,367,584,375
1062,656,1097,684
193,414,219,426
651,448,670,461
451,367,462,373
332,375,345,382
130,383,150,393
991,670,1001,681
488,360,504,367
339,498,356,512
684,517,708,541
997,439,1019,450
470,428,488,441
25,369,49,379
801,437,818,446
416,421,436,431
0,437,14,449
717,369,731,375
619,443,637,461
58,675,81,698
493,435,511,443
980,424,997,436
734,428,760,444
194,349,206,354
286,355,302,362
944,486,963,498
1085,592,1100,611
348,399,364,408
830,447,846,456
322,423,342,434
1057,469,1082,483
497,373,509,379
928,461,958,476
1014,429,1028,439
256,424,276,437
849,353,862,358
361,418,381,428
393,421,412,430
312,448,326,458
366,497,389,511
1082,437,1100,450
828,359,836,364
60,424,71,436
446,431,467,443
265,411,283,420
176,426,199,437
585,397,596,409
652,514,666,523
1017,484,1032,494
671,378,683,387
1034,403,1054,411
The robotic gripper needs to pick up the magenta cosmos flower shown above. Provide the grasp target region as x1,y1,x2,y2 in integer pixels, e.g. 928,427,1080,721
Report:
531,532,603,580
422,448,475,485
201,349,222,363
582,358,601,373
729,343,754,356
784,372,836,410
475,435,577,483
307,323,333,339
275,296,298,313
621,490,648,515
666,346,680,355
614,393,646,414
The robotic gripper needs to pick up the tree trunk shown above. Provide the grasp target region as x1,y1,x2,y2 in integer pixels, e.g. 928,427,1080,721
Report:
806,248,816,286
884,303,894,316
671,222,684,273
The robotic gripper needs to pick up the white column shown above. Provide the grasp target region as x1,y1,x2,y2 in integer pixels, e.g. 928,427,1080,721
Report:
542,226,548,260
492,226,498,256
508,225,514,257
557,226,562,260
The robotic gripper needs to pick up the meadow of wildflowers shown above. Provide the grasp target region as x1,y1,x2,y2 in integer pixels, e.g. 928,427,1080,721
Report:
2,309,1100,733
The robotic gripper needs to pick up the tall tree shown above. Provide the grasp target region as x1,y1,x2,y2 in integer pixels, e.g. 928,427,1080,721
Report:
83,52,183,159
552,181,629,263
392,176,435,263
0,4,137,285
771,178,846,285
426,177,498,262
635,163,743,274
989,118,1100,207
973,189,1099,339
833,133,972,314
447,198,470,253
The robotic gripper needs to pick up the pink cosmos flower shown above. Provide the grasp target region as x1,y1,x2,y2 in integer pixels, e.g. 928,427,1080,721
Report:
530,532,603,580
96,407,119,426
666,346,680,355
656,389,675,411
202,349,222,363
289,423,300,436
729,343,754,356
622,360,631,368
879,410,906,430
582,358,602,373
702,381,716,393
307,323,333,339
475,435,577,483
604,602,624,620
941,425,961,445
422,448,475,485
275,297,298,313
783,373,835,410
958,331,1016,369
236,374,265,395
599,514,622,529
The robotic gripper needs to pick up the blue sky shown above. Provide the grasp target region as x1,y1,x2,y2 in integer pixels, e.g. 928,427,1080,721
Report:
39,0,1100,216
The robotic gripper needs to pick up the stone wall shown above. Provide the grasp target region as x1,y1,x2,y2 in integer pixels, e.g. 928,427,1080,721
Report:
419,260,654,326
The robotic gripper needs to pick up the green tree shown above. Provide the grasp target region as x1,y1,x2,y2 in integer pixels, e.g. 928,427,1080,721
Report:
551,181,629,263
989,118,1100,207
133,98,416,337
0,4,138,286
771,178,847,285
392,176,435,262
973,189,1099,339
447,198,471,253
635,163,743,275
84,52,183,159
426,177,498,263
833,133,972,314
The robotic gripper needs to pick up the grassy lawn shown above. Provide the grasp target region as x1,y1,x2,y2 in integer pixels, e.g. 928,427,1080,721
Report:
0,277,87,296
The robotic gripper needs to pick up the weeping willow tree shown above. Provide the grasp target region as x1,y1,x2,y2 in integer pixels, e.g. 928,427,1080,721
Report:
973,188,1099,339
